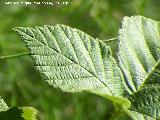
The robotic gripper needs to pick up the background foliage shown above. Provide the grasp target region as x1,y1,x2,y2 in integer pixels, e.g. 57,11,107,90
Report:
0,0,160,120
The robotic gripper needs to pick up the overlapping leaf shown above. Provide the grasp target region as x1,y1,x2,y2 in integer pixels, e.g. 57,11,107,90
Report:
14,24,130,107
14,16,160,119
118,16,160,119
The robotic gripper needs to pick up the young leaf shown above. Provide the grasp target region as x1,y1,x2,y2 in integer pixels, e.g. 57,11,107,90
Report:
118,16,160,119
14,25,130,108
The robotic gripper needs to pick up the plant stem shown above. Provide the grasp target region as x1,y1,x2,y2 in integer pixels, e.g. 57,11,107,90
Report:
0,52,29,60
103,37,118,42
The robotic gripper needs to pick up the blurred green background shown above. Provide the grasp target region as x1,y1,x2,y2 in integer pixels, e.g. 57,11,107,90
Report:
0,0,160,120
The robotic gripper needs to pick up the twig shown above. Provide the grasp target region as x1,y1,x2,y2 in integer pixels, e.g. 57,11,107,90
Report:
103,37,118,42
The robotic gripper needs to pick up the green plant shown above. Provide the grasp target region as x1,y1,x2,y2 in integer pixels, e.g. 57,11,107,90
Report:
1,15,160,119
0,97,38,120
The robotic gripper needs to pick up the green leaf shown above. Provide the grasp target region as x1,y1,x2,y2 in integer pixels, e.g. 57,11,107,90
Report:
0,107,38,120
21,107,38,120
15,16,160,119
128,85,160,119
0,97,38,120
0,97,8,111
14,24,130,108
118,16,160,119
125,110,156,120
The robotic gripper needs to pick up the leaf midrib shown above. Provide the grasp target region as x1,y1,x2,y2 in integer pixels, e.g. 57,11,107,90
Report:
57,26,114,95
